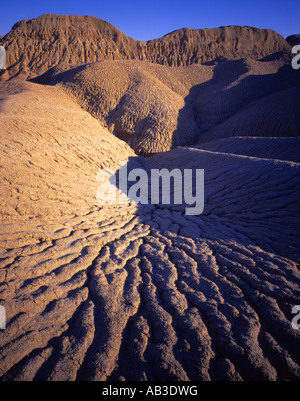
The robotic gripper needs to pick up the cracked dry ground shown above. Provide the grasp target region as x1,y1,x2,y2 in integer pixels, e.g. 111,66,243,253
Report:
0,81,300,381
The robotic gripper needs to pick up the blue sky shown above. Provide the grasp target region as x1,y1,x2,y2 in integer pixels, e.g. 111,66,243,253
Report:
0,0,299,40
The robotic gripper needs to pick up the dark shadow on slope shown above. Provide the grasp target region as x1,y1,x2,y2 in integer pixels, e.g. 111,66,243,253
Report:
174,54,300,147
22,54,300,382
89,148,300,381
29,54,300,157
101,151,300,264
30,62,93,86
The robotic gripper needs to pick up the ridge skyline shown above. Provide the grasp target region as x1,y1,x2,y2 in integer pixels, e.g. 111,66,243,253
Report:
0,14,292,80
1,13,294,42
0,0,298,40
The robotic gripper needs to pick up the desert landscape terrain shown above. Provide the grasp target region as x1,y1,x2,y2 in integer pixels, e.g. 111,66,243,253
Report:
0,14,299,381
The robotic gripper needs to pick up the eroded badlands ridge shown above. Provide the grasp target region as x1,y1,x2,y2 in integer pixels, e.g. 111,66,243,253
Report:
0,81,299,381
0,14,291,79
0,14,299,381
33,53,300,155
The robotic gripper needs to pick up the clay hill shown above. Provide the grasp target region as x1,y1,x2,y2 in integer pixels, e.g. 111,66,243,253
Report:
0,15,299,382
33,52,300,155
0,14,291,79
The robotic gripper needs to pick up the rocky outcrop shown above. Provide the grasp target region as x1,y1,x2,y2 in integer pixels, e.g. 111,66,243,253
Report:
1,15,139,79
144,25,290,66
0,14,291,79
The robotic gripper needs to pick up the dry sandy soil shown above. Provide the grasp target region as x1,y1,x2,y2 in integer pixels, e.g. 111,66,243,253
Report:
0,16,299,382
